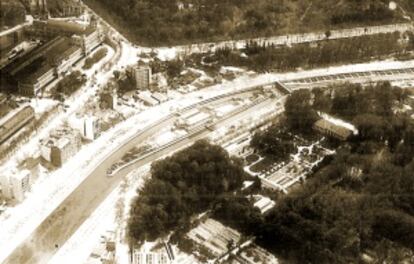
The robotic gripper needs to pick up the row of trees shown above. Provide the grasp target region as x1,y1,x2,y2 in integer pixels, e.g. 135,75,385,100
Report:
211,32,413,72
127,140,245,244
55,71,86,96
82,47,108,70
250,126,295,161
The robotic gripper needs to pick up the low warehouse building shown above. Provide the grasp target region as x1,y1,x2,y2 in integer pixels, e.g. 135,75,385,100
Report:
313,119,353,141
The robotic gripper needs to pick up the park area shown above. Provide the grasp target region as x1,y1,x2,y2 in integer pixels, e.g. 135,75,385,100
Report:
245,135,333,193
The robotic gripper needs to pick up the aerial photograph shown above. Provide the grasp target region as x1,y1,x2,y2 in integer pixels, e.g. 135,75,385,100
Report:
0,0,413,263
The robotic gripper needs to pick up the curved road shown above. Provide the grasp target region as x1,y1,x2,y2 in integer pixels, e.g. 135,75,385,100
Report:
282,67,414,89
2,87,263,264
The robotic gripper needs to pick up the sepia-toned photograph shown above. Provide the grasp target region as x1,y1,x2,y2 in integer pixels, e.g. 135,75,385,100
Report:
0,0,413,263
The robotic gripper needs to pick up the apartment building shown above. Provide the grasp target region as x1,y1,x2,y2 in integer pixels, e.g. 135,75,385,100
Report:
0,170,31,203
41,127,81,167
127,66,152,90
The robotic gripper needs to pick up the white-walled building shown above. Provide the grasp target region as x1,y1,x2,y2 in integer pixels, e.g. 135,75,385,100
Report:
252,195,275,214
0,170,31,203
40,127,82,167
83,116,99,140
69,114,100,141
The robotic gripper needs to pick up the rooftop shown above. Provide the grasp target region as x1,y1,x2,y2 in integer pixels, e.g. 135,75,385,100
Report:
319,112,358,135
42,127,79,150
314,119,353,139
45,37,74,63
56,137,71,150
13,37,78,84
253,195,275,214
0,105,33,129
4,37,64,76
151,92,168,102
19,62,54,85
137,92,158,105
37,19,87,34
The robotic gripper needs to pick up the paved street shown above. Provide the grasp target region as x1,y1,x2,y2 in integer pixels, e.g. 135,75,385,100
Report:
2,87,268,264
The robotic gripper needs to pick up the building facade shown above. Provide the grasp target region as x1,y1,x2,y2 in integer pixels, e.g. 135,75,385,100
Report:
54,45,83,76
127,66,152,90
18,65,55,96
0,170,31,203
72,28,102,56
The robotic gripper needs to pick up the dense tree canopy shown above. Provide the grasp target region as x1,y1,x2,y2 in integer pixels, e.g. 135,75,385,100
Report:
212,147,414,263
214,82,414,263
285,90,319,134
251,126,295,161
0,1,25,29
55,71,86,96
127,140,245,244
84,0,408,46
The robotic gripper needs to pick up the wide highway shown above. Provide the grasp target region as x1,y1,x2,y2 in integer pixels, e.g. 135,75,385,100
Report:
2,87,265,264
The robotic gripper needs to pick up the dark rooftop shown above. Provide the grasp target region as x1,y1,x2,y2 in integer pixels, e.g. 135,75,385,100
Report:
20,63,55,84
10,37,76,84
3,37,64,76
